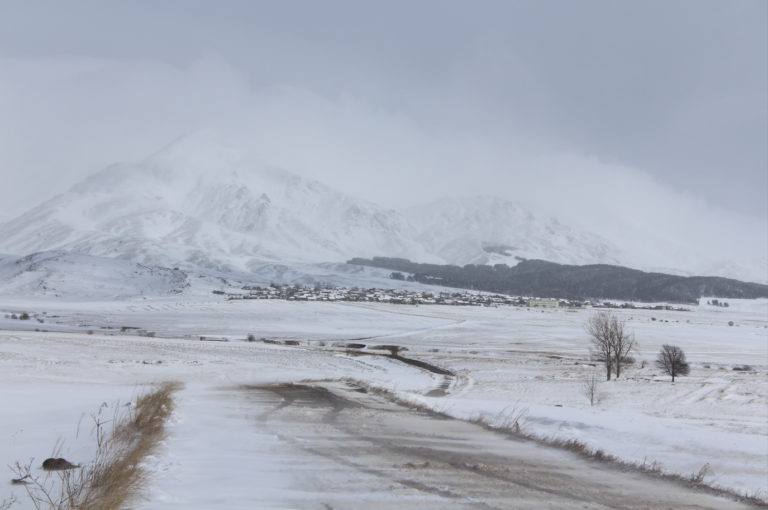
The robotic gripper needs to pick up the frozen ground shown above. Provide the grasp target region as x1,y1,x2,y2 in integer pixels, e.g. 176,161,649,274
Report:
1,297,766,508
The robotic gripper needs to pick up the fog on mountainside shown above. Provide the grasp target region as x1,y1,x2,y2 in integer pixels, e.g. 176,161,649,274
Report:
0,135,765,290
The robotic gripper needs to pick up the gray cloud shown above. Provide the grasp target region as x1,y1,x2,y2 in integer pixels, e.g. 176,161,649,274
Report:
0,1,765,261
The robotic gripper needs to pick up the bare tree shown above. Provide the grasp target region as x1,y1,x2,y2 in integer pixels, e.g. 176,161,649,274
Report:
581,373,602,406
655,344,690,382
585,311,637,380
585,312,614,380
609,315,636,379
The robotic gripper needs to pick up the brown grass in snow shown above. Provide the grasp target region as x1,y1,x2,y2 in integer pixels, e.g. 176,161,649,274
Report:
11,381,183,510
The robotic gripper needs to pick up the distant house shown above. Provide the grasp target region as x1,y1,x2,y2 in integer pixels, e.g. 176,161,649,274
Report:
527,298,558,308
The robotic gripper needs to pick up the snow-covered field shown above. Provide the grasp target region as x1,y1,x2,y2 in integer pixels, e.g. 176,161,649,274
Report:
1,296,766,508
1,134,765,285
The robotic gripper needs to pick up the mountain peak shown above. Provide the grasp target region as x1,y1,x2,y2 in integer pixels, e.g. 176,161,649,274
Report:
0,137,762,284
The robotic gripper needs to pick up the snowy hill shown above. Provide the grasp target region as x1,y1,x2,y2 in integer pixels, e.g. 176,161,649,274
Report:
406,196,623,267
0,251,189,300
0,135,438,273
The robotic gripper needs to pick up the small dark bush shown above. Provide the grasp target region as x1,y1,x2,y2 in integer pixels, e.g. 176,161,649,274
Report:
728,321,734,326
246,334,256,342
87,330,94,335
732,365,752,371
19,313,30,320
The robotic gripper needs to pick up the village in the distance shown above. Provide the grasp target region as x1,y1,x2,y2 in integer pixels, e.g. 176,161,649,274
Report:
224,282,695,312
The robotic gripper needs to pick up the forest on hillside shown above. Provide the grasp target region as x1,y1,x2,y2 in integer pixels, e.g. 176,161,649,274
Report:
347,257,768,304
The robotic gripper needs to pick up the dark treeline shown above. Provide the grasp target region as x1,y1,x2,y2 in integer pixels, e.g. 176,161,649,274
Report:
347,257,768,304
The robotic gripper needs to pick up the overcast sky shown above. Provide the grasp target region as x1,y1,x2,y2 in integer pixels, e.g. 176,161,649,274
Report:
0,1,766,261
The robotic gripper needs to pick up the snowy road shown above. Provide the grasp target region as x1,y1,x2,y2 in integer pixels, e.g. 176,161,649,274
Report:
202,382,754,509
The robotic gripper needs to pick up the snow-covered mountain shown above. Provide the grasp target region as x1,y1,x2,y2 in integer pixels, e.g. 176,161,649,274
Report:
0,133,763,295
0,135,622,271
0,135,441,273
407,196,623,267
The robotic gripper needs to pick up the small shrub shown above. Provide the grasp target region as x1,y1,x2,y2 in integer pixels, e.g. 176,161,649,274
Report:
19,313,30,320
87,330,94,335
10,314,17,319
732,365,752,371
728,321,734,326
0,495,18,510
246,334,256,342
581,373,602,406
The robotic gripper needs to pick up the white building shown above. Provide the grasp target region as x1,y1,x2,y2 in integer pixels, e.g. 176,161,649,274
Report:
527,298,559,308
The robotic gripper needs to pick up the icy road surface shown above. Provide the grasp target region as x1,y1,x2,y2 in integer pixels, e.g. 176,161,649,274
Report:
148,382,756,509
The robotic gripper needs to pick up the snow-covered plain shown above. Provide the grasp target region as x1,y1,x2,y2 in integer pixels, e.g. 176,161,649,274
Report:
1,295,765,508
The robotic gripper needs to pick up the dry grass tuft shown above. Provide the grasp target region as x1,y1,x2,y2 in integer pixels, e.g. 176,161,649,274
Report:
0,494,18,510
11,381,183,510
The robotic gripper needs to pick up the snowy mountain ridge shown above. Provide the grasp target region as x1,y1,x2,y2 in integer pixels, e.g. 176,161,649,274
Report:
0,135,439,273
406,196,622,267
0,133,764,295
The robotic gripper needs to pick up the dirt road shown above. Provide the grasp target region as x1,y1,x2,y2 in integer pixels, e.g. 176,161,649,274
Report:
241,383,758,510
